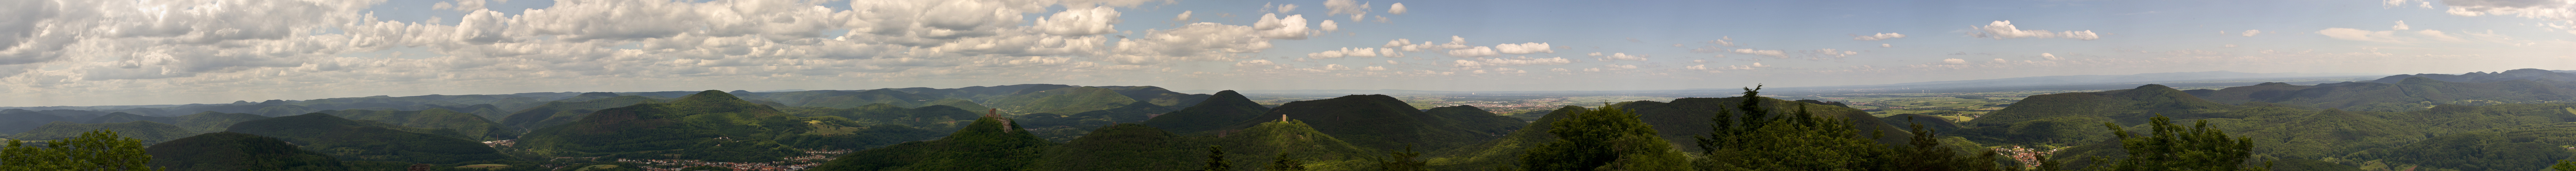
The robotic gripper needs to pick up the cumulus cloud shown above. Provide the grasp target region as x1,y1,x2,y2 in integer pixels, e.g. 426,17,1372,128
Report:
1968,21,2101,40
1306,47,1380,59
2393,21,2412,30
1447,47,1499,57
1321,19,1340,32
1943,58,1969,64
1253,13,1314,40
2041,53,2063,60
1324,0,1371,21
1389,3,1407,14
1175,11,1193,21
1852,32,1907,40
2241,29,2263,37
1881,44,1893,48
1035,6,1123,36
1494,42,1553,54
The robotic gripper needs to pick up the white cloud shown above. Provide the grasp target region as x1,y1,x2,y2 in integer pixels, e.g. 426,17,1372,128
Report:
1550,68,1570,72
1035,6,1123,36
1447,47,1499,57
2224,44,2238,48
1968,21,2102,40
1253,13,1314,40
1702,37,1738,47
1729,49,1789,58
1881,44,1893,48
1495,42,1554,54
1601,64,1638,70
1235,60,1279,67
1321,20,1340,32
1454,56,1574,68
1276,3,1299,13
1852,32,1907,40
1600,53,1648,61
1811,49,1858,58
1324,0,1371,21
2415,30,2469,42
2393,21,2412,30
1389,3,1408,14
2042,53,2063,60
1306,47,1380,59
2242,29,2263,37
1943,58,1968,64
1364,66,1387,71
2441,0,2576,21
2317,28,2406,43
1175,11,1193,21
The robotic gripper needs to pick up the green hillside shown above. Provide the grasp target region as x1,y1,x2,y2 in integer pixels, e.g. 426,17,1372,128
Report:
982,86,1142,115
84,112,175,124
1141,90,1271,134
2349,122,2576,171
1226,94,1522,151
1018,101,1181,142
1611,96,1917,150
1427,106,1585,170
496,95,659,133
1204,120,1381,170
1877,113,1961,135
172,111,269,133
512,90,830,162
779,103,980,131
224,113,509,164
1027,123,1202,171
145,132,348,171
812,116,1054,171
318,108,517,141
2197,78,2576,112
1098,86,1211,107
1955,84,2235,145
0,111,74,135
7,121,196,145
789,89,945,108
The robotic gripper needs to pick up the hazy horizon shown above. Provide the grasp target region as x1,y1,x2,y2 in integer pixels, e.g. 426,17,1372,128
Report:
6,0,2574,106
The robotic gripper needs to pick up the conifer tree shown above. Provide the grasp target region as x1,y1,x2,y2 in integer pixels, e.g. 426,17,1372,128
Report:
2099,114,2267,171
1694,85,1894,170
1203,145,1230,171
1378,145,1427,171
1267,153,1306,171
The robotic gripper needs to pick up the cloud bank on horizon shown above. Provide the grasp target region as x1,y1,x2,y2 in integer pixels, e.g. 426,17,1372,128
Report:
2,0,2574,106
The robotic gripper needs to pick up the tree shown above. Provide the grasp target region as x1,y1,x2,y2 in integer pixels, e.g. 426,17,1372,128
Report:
1695,85,1895,170
2099,114,2267,171
1203,145,1230,171
1378,145,1427,171
1521,103,1691,170
1,129,163,171
1266,153,1306,171
2552,160,2576,171
1893,117,2011,171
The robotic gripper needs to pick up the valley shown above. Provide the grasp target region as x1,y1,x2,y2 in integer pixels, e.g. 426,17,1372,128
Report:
7,69,2576,170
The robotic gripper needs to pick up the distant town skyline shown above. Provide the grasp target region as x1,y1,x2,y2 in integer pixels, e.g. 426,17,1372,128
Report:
3,0,2573,106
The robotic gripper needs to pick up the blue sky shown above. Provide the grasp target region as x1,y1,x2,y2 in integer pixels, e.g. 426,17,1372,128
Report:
3,0,2573,106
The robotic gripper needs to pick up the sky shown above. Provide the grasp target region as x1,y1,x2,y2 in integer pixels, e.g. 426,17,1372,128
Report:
4,0,2576,107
